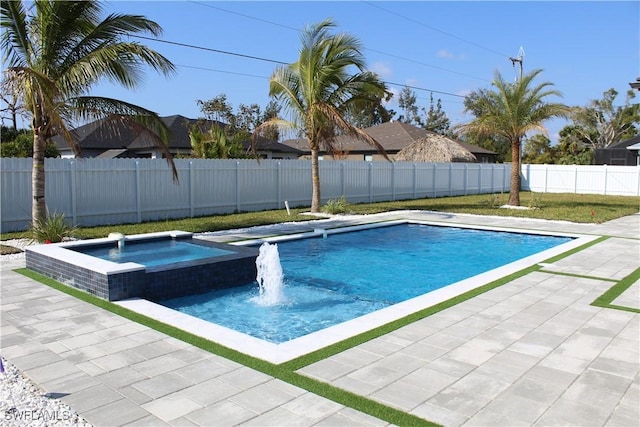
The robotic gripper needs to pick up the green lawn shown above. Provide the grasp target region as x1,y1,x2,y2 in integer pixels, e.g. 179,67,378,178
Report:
2,192,638,242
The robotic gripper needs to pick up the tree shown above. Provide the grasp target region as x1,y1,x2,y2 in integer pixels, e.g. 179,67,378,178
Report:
189,125,245,159
0,72,26,129
1,129,59,157
1,0,176,226
522,134,554,164
460,88,511,163
570,88,639,150
456,69,570,206
555,125,593,165
397,86,423,127
254,19,390,212
424,93,451,135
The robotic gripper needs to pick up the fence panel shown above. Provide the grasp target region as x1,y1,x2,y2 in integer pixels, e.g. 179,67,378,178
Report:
0,158,553,233
521,164,640,196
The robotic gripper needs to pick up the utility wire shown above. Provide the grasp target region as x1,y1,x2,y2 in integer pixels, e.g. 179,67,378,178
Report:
133,35,288,65
134,35,468,99
186,1,491,83
361,1,512,59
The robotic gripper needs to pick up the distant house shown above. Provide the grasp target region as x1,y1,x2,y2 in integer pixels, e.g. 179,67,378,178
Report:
280,121,498,163
52,114,302,160
594,135,640,166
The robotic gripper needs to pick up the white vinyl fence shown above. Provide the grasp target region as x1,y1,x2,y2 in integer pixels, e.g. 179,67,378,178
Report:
521,164,640,197
1,158,511,232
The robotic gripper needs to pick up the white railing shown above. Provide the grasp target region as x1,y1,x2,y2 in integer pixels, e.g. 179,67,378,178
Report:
1,158,511,232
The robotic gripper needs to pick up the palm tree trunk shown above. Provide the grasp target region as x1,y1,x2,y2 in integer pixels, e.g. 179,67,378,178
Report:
310,147,321,212
32,131,47,226
508,140,521,206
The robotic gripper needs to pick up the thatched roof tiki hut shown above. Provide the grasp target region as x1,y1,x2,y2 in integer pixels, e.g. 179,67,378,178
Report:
394,133,477,163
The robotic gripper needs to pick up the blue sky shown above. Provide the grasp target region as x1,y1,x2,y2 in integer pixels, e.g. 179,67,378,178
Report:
92,1,638,144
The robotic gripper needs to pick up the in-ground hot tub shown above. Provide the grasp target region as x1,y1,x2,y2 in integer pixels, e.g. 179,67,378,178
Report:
25,231,258,301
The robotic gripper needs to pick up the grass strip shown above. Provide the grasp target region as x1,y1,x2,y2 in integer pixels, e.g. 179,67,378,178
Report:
591,267,640,314
15,268,438,427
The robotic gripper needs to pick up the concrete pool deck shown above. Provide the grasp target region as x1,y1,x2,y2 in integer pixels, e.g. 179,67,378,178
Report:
1,211,638,426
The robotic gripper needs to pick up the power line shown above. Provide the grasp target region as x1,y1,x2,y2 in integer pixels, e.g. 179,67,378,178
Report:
186,1,491,83
133,35,288,65
134,35,468,99
361,1,511,59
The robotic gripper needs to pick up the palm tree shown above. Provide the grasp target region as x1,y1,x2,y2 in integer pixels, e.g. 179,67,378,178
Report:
1,0,176,226
254,19,390,212
457,69,570,206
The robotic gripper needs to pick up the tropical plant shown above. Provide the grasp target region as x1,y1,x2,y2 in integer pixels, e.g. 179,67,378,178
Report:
456,69,571,206
253,19,391,212
1,0,176,227
29,211,77,243
189,125,245,159
323,196,349,215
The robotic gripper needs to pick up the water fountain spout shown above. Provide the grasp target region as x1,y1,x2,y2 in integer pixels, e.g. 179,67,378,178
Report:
254,242,285,306
108,232,126,250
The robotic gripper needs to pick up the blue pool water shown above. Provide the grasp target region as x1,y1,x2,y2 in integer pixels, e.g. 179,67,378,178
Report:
75,239,234,267
161,224,572,343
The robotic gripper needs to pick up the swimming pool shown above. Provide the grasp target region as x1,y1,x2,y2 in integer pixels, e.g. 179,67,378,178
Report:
114,218,595,363
159,223,572,344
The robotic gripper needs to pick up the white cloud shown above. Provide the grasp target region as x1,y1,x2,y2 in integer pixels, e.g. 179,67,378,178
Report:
437,49,466,61
370,61,393,78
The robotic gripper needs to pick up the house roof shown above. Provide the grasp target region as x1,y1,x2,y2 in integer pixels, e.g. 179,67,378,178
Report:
53,115,296,156
280,122,495,156
606,134,640,150
394,134,477,163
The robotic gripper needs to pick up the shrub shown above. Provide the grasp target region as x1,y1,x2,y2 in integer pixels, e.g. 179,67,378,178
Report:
29,212,77,243
323,196,349,215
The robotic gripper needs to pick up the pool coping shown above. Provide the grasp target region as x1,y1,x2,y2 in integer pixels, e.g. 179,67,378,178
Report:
114,219,597,364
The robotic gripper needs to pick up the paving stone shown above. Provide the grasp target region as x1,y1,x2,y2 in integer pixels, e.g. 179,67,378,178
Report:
281,393,344,423
141,392,202,422
60,384,125,414
411,401,469,427
370,379,433,411
229,380,301,414
132,372,194,399
82,397,150,426
185,400,257,426
179,377,243,407
534,396,610,426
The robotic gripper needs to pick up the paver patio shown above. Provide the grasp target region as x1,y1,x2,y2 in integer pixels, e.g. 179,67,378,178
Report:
1,211,638,426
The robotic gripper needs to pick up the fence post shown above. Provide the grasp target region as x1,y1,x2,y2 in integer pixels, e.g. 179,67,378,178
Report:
69,160,77,226
341,162,346,197
464,164,468,195
135,160,141,223
189,161,195,217
603,164,608,195
236,161,241,212
277,161,281,208
413,163,417,199
368,162,373,203
391,162,396,201
574,165,578,193
449,164,454,196
491,163,496,194
432,164,437,197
